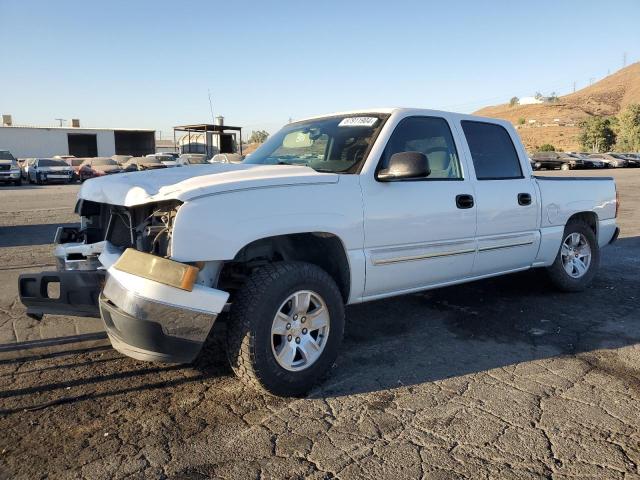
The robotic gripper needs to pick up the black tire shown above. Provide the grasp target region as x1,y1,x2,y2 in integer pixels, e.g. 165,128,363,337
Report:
560,163,570,171
545,220,600,292
226,261,345,397
13,178,21,186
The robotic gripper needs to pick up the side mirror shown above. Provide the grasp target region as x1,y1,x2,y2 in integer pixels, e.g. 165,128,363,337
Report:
377,151,430,181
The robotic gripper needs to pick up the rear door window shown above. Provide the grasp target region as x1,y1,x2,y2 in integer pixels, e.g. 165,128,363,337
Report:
461,121,523,180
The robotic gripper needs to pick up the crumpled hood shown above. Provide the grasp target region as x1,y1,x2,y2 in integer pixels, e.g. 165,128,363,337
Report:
78,163,339,206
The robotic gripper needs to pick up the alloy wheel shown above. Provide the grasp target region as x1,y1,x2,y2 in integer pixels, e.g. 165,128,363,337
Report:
561,232,592,278
270,290,330,372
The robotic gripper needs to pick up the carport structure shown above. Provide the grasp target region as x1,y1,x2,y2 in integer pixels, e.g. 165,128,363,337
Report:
173,123,243,158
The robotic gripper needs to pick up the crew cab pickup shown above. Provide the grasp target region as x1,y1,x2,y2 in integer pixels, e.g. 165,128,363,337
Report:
19,108,619,396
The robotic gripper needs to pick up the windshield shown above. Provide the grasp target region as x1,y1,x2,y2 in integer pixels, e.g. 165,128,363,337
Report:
92,158,117,166
185,156,207,164
39,159,67,167
0,151,15,161
244,115,387,173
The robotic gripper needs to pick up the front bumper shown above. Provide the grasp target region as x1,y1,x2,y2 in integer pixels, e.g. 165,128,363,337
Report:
0,172,20,182
19,234,230,363
99,267,228,363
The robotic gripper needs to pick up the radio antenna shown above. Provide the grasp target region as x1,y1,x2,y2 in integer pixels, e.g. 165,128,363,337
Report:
208,89,215,124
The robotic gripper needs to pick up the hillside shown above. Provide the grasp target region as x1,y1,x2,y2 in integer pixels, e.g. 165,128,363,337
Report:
475,62,640,152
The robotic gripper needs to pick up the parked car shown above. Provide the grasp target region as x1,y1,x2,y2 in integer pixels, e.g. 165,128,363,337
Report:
588,153,627,168
146,153,179,167
65,158,86,181
176,153,208,166
28,158,74,184
123,156,168,172
78,157,124,182
211,153,244,164
530,151,594,170
20,158,35,180
607,153,640,167
111,155,133,165
562,153,606,169
0,149,22,186
19,108,619,396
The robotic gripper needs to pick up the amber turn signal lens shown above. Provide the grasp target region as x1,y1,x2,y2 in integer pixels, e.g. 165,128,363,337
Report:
113,249,199,291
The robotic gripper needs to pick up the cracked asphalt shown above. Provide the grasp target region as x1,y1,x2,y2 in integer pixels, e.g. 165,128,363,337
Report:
0,170,639,479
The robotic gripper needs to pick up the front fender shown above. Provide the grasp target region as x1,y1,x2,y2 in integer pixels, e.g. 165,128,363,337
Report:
170,179,364,262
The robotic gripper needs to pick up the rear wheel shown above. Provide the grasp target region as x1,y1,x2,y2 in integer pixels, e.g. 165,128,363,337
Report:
226,261,345,396
545,220,599,292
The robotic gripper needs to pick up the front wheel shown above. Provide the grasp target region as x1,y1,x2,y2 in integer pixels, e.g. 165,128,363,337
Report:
226,262,345,396
545,220,600,292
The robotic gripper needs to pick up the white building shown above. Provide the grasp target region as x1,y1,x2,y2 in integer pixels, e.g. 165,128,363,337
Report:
518,96,544,105
0,124,156,158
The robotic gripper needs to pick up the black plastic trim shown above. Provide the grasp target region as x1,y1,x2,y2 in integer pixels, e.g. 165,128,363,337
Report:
18,270,105,319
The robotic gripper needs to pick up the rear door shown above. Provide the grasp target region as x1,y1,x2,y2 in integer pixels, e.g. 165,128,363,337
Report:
459,120,540,275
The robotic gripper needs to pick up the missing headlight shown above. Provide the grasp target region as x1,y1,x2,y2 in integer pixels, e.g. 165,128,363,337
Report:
134,201,181,257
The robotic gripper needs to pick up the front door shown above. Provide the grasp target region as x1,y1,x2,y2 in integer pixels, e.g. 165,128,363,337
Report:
361,115,477,298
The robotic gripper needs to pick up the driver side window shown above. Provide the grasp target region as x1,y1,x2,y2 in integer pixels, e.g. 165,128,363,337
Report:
380,116,462,179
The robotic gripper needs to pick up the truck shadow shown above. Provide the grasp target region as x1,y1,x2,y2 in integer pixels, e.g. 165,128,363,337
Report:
0,238,636,411
315,235,640,398
0,223,78,247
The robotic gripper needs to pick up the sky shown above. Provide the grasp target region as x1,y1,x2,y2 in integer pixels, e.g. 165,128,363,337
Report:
1,0,639,139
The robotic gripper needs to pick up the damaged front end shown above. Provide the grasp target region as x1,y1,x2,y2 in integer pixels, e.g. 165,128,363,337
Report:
19,199,229,363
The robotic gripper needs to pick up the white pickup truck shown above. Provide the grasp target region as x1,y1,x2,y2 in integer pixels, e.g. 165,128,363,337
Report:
19,108,619,396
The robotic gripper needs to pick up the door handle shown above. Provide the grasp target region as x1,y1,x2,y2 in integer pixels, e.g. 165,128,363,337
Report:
518,193,532,206
456,194,474,209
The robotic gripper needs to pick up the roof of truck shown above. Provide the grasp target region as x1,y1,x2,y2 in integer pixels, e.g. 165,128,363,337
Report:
294,108,511,127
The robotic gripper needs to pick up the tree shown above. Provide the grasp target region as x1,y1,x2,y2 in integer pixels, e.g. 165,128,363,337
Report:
518,117,526,125
548,91,559,102
614,103,640,151
534,91,543,100
538,144,556,152
249,130,269,144
509,96,519,107
579,117,616,152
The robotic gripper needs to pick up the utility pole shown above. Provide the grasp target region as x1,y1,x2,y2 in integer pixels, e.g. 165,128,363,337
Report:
589,77,594,86
55,118,66,127
623,52,627,68
573,81,576,93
